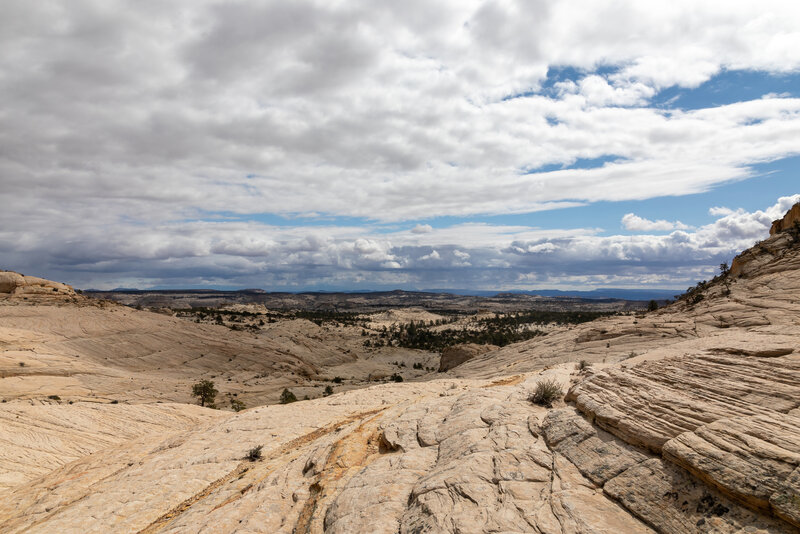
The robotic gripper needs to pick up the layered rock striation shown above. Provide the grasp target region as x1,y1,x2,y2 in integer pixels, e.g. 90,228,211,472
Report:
770,202,800,236
0,271,75,297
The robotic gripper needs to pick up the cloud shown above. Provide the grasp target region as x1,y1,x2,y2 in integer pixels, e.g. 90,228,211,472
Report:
419,250,441,261
2,2,800,289
2,195,795,291
621,213,690,232
708,206,734,217
2,1,800,227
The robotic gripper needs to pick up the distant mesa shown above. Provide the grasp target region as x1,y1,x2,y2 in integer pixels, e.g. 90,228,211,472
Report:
770,201,800,236
0,271,75,297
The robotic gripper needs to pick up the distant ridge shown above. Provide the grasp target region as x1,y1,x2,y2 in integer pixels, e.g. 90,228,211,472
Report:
87,287,679,301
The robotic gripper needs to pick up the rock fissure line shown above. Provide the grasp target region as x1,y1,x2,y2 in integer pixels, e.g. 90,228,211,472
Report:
137,408,384,534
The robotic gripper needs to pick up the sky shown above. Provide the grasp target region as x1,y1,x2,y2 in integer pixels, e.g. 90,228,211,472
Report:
1,1,799,292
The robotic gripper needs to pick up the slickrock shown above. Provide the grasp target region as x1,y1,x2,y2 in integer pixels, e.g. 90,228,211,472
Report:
605,459,793,533
0,376,656,534
565,348,800,530
4,369,797,533
0,271,75,297
438,343,498,371
0,301,388,406
663,414,800,517
0,402,227,493
542,408,650,486
567,350,800,452
3,206,800,532
542,408,794,533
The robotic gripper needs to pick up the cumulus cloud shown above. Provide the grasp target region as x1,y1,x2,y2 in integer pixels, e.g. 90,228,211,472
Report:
1,195,794,291
1,1,800,288
1,1,800,224
419,250,441,261
709,206,734,217
621,213,690,232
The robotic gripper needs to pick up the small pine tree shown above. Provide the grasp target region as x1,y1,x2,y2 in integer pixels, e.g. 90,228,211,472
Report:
323,385,334,397
230,399,246,412
647,300,659,312
192,379,218,407
279,388,297,404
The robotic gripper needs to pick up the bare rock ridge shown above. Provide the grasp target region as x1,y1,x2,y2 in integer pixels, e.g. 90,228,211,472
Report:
0,271,75,297
771,201,800,235
1,202,800,532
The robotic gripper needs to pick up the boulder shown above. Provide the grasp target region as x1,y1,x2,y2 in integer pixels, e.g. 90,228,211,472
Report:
0,270,74,296
0,271,25,293
438,343,498,372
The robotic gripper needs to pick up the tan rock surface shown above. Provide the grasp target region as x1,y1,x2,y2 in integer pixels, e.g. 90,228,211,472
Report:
605,458,792,533
770,202,800,235
0,298,434,407
3,209,800,532
0,271,75,297
438,342,498,372
0,401,227,492
566,350,800,452
663,414,800,515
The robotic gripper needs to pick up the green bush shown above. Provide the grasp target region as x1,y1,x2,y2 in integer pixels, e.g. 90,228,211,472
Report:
528,379,563,408
279,388,297,404
230,399,246,412
192,379,218,407
245,445,263,461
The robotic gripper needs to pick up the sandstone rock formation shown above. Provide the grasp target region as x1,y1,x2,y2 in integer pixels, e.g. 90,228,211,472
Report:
0,271,75,297
438,342,498,371
2,205,800,532
770,202,800,235
0,402,226,492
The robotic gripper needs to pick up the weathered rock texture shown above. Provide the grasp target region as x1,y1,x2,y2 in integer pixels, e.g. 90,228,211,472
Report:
770,202,800,235
568,351,800,530
2,207,800,532
0,296,437,408
0,402,226,492
0,271,74,297
438,342,498,371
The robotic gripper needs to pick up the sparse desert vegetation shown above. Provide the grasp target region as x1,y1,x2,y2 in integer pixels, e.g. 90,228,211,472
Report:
245,444,263,461
528,378,563,407
192,379,218,408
